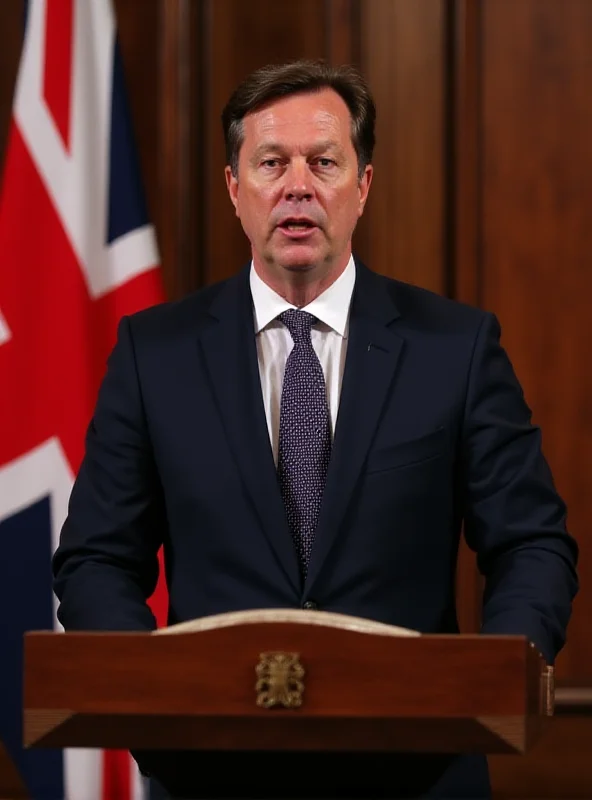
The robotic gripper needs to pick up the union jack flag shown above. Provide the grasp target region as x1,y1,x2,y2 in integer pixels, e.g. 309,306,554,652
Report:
0,1,167,798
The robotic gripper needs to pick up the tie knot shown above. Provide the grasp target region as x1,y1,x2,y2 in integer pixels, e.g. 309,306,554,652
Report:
279,309,318,343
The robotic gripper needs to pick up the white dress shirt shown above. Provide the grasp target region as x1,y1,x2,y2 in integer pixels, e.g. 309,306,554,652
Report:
250,256,356,464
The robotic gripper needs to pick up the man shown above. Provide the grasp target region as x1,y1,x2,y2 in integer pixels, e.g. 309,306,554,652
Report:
53,60,578,798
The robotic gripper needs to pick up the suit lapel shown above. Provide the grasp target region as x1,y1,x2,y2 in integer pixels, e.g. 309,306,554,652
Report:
305,264,404,593
198,268,301,594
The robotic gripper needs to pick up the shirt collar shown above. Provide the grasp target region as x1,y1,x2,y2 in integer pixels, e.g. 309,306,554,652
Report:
250,255,356,338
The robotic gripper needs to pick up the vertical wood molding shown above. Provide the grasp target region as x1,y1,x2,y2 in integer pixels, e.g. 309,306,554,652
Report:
158,0,201,299
356,0,446,292
452,0,482,307
451,0,483,634
324,0,361,66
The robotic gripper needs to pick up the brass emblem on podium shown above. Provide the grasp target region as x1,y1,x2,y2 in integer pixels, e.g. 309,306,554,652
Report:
255,652,305,708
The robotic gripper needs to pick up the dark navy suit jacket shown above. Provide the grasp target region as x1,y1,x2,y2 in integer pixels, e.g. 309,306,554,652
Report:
53,261,578,798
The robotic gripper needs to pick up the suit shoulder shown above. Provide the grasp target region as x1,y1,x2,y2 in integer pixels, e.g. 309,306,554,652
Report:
124,278,229,341
383,275,489,334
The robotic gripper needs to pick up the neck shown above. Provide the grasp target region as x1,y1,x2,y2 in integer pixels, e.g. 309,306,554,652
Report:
254,256,350,307
280,280,330,308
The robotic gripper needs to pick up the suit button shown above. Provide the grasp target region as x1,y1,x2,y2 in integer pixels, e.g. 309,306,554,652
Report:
302,601,318,610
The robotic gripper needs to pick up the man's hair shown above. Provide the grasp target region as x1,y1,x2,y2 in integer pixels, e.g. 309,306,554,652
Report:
222,60,376,179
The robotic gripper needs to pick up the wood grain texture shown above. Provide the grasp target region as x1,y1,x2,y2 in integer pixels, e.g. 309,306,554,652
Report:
489,717,592,798
25,631,541,716
324,0,360,67
451,0,483,635
356,0,446,292
25,714,533,755
452,0,482,308
454,1,592,794
157,0,202,299
24,629,545,754
480,0,592,685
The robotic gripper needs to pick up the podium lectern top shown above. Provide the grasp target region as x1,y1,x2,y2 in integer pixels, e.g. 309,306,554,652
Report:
23,609,552,756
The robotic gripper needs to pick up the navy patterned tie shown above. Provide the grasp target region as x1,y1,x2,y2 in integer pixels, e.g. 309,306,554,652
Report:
277,309,332,576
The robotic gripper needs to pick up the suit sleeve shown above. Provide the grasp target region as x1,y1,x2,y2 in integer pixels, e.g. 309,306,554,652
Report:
52,316,165,631
461,313,578,664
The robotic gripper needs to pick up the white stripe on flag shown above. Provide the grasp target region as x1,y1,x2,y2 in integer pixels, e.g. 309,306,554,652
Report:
132,760,149,800
65,749,103,800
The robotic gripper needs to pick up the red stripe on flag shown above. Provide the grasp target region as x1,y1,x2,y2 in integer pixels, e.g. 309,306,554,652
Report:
43,0,74,151
102,750,132,800
149,548,169,628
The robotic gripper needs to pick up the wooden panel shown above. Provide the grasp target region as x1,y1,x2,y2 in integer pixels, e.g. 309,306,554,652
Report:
356,0,446,292
155,0,202,300
452,0,592,795
452,0,481,309
452,0,484,634
490,717,592,798
325,0,361,66
0,0,23,173
24,628,545,755
115,0,185,300
481,0,592,683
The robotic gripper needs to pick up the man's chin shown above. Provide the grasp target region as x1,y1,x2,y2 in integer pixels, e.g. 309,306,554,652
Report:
281,261,317,273
272,247,327,274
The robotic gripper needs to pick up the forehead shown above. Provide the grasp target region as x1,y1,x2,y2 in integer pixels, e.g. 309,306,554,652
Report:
241,88,353,148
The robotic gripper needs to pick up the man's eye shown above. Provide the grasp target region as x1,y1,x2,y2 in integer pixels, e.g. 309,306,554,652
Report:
262,159,280,168
316,158,335,168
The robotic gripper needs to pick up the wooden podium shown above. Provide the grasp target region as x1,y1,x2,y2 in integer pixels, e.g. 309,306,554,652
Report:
22,609,553,757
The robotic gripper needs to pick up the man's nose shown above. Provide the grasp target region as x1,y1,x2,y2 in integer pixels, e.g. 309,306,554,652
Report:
284,160,313,201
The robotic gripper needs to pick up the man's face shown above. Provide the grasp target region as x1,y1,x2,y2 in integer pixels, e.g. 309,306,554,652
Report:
226,88,372,284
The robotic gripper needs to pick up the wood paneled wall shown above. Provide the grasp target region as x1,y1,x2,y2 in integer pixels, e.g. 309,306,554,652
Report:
1,0,592,795
452,0,592,683
478,0,592,684
357,0,446,294
454,0,592,795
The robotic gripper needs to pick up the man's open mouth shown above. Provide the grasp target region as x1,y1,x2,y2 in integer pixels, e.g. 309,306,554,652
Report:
279,219,317,231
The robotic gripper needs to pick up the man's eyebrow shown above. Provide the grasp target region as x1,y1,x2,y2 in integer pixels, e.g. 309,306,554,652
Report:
308,140,342,154
250,143,285,162
250,140,343,162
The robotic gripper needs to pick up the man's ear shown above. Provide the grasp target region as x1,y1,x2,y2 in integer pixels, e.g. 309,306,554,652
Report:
225,166,240,216
357,164,373,217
